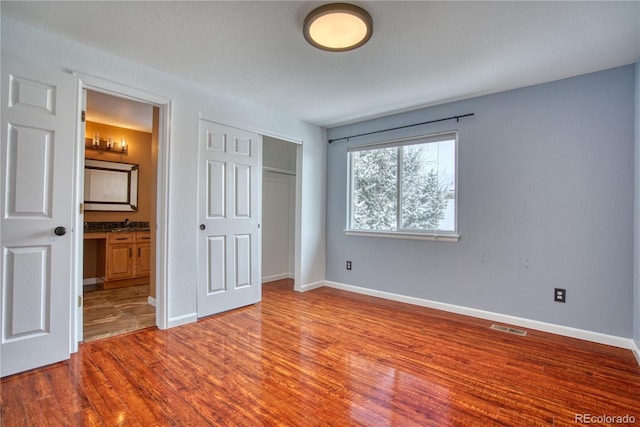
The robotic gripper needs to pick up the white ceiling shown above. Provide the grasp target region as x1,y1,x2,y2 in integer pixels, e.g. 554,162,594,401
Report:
86,91,154,133
2,1,639,128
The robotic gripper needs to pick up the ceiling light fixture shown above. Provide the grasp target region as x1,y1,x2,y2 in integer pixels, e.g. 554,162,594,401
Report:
303,3,373,52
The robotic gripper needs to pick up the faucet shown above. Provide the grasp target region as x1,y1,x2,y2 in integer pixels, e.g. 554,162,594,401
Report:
123,218,130,228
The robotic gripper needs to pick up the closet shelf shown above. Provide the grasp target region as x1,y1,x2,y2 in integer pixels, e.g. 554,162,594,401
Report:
263,166,295,176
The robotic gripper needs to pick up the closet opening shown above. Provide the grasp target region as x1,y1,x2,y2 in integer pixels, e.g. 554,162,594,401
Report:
262,136,299,290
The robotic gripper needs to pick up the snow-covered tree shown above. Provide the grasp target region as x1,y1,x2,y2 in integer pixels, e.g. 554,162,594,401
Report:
351,147,397,230
351,143,450,231
401,145,449,230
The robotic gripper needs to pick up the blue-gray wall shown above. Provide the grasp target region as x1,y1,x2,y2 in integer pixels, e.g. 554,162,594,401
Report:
326,65,636,337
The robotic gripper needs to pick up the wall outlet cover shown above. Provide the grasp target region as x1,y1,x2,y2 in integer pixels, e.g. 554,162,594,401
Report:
554,288,566,303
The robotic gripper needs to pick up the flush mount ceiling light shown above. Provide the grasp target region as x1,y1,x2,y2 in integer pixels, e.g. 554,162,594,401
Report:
303,3,373,52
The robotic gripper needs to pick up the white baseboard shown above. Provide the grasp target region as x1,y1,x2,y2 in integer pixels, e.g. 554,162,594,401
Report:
147,296,156,307
632,340,640,366
323,281,636,351
298,280,325,292
262,273,294,283
167,313,197,328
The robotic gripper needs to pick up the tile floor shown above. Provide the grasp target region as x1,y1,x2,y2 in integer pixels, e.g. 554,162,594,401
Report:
83,283,156,342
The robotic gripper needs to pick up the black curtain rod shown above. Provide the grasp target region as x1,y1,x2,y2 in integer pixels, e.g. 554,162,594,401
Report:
327,113,474,144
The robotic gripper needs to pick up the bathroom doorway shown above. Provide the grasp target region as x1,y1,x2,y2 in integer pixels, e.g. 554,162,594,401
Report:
81,90,158,342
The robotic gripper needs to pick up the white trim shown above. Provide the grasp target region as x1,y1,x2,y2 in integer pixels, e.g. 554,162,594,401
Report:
74,72,171,106
168,313,197,328
74,72,172,332
631,340,640,366
154,98,172,331
147,296,156,307
197,113,304,148
299,280,325,292
347,130,458,152
346,131,459,238
323,281,636,350
263,273,294,283
82,277,103,286
292,144,303,292
345,230,460,242
71,79,84,353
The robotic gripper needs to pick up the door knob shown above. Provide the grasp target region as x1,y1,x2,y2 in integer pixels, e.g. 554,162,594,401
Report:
54,226,67,236
199,224,206,230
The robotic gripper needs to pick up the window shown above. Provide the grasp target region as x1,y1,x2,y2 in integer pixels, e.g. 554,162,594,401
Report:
347,131,458,240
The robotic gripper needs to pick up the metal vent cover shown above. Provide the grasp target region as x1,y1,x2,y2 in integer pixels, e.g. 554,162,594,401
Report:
491,324,527,336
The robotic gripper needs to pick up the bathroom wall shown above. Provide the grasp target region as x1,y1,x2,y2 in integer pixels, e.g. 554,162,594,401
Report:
84,121,153,223
83,122,154,283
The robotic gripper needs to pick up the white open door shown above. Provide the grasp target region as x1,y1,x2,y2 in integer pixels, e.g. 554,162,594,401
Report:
1,56,78,377
197,120,262,317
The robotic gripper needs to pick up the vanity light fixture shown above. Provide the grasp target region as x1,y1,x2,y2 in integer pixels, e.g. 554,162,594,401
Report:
303,3,373,52
86,133,128,154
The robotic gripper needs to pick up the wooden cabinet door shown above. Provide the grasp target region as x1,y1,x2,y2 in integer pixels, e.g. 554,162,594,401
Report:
107,243,133,280
134,232,151,278
135,243,151,277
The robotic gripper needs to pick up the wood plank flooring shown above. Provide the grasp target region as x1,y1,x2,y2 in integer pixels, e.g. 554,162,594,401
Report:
83,284,155,343
2,279,639,426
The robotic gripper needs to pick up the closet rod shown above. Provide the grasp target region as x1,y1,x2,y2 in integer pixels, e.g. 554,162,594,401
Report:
328,113,474,144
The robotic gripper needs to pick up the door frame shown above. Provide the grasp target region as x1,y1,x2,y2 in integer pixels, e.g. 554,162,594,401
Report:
71,73,172,350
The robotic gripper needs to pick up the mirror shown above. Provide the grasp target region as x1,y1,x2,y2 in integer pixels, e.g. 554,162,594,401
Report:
84,159,138,211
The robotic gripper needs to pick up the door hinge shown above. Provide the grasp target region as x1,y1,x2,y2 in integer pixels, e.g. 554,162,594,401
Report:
79,203,84,214
78,295,83,307
81,110,86,122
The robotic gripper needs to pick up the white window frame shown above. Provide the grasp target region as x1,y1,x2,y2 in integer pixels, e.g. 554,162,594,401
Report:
346,131,460,242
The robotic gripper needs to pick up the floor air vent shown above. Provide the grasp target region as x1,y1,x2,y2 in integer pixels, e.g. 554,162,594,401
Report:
491,324,527,336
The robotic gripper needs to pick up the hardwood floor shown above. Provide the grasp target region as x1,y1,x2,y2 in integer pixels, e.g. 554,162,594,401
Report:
83,284,155,343
2,279,639,426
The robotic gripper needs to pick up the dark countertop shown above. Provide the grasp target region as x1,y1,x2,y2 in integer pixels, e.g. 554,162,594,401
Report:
84,221,150,233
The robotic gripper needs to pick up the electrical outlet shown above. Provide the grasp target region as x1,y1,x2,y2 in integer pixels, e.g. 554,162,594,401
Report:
346,261,352,270
554,288,566,303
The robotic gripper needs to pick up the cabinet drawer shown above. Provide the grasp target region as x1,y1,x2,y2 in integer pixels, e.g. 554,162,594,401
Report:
135,232,151,243
109,233,133,244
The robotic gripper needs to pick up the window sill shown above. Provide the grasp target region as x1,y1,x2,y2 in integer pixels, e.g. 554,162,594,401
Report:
344,230,460,242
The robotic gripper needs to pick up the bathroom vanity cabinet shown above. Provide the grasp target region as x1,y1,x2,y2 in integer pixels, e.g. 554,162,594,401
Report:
85,230,151,289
